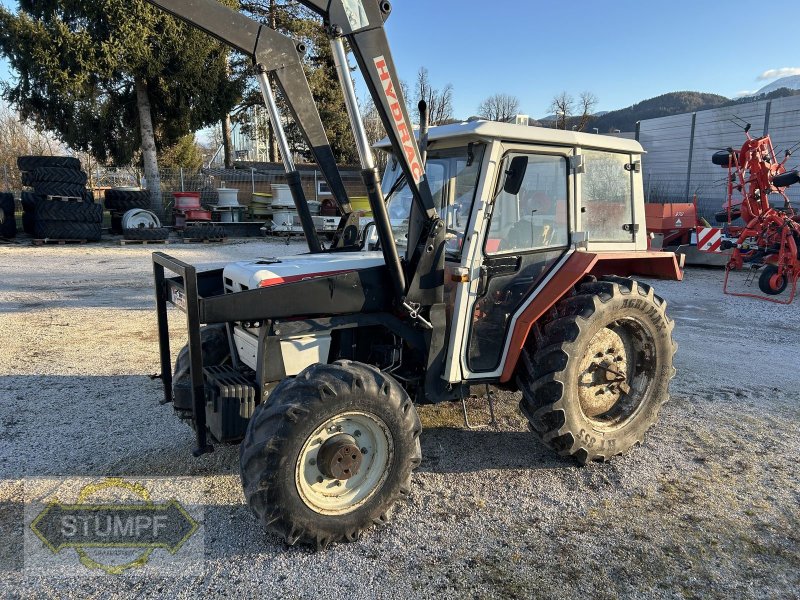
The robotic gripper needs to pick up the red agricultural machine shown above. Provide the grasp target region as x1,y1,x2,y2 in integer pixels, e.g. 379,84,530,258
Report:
709,125,800,303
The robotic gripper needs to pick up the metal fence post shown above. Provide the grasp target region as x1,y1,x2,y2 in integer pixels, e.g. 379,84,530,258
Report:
685,113,697,201
763,100,772,135
251,168,256,194
2,165,8,192
180,168,185,192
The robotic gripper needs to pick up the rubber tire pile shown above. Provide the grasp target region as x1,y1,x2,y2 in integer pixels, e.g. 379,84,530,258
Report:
183,225,227,242
105,188,152,237
18,155,102,241
0,192,16,239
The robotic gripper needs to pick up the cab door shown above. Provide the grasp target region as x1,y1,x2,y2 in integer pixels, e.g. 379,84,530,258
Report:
462,150,573,377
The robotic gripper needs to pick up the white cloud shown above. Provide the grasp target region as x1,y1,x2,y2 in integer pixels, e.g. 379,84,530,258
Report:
758,67,800,81
734,90,758,98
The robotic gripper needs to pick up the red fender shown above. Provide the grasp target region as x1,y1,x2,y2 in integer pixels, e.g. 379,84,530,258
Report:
499,251,682,382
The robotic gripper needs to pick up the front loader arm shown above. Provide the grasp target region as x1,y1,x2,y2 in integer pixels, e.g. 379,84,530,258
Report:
298,1,438,221
147,0,445,316
144,0,353,235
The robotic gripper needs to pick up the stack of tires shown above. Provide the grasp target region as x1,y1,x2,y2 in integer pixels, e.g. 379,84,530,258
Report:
183,225,228,242
18,156,102,241
104,188,152,235
0,192,16,239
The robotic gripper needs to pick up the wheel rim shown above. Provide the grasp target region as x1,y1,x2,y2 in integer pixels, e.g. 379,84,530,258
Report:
296,411,393,515
770,273,785,292
577,318,655,430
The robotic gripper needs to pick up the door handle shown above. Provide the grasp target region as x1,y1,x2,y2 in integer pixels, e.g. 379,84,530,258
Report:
477,265,488,296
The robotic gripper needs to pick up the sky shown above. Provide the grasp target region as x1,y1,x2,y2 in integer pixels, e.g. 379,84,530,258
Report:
1,0,798,121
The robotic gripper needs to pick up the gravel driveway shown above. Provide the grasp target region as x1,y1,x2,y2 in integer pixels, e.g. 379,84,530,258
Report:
1,239,798,598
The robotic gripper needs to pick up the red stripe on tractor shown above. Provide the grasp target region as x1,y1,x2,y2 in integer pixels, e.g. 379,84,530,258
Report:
698,229,716,247
257,269,354,288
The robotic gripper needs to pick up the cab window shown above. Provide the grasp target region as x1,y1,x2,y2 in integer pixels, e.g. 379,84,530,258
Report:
486,153,569,254
581,150,633,242
382,145,485,259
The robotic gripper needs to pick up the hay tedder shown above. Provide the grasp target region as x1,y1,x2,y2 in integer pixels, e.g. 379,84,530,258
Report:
709,126,800,303
143,0,682,548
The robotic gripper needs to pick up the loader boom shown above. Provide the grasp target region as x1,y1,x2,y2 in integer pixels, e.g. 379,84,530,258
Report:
143,0,444,311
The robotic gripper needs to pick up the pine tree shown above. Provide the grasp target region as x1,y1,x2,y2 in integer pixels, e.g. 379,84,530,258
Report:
0,0,243,211
236,0,358,165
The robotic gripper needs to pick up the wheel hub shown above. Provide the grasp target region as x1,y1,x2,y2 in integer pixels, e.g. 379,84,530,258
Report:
317,434,363,480
296,411,394,515
578,327,631,418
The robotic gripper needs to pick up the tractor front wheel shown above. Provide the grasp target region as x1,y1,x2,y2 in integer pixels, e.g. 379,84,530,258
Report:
240,361,421,549
518,276,676,464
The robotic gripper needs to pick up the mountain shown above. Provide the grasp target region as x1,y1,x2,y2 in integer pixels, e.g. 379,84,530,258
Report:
752,75,800,96
588,92,729,133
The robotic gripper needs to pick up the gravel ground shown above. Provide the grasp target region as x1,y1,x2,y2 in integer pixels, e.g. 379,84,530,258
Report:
1,238,799,598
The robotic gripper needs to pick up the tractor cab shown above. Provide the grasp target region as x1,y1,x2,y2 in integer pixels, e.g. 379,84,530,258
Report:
376,121,651,377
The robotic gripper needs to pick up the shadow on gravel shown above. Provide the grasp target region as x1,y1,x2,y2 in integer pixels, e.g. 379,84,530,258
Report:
3,374,575,479
419,427,574,473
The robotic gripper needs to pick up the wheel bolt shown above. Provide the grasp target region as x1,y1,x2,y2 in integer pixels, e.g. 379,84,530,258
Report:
316,476,324,483
309,458,316,466
361,447,368,455
354,430,361,437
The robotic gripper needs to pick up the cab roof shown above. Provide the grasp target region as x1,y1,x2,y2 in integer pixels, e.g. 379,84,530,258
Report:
374,120,644,154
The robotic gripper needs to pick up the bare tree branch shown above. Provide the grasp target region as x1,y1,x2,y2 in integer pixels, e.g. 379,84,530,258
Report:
477,93,521,122
577,91,598,132
415,67,454,126
548,91,575,130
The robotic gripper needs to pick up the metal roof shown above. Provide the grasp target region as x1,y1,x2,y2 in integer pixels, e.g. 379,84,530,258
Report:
374,120,644,153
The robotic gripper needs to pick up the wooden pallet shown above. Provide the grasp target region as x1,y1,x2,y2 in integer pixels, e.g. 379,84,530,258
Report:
32,238,89,246
46,195,89,202
119,238,171,246
182,237,227,244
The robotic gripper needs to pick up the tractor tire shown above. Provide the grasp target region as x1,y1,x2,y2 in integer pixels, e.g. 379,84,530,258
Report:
22,166,88,186
517,276,676,464
772,170,800,189
22,211,35,235
34,197,103,223
110,213,123,234
122,227,170,241
20,191,40,212
35,219,102,241
32,181,86,198
183,226,226,241
0,192,15,211
17,155,81,172
0,193,16,238
714,209,741,224
712,150,737,167
758,265,788,295
104,189,150,212
240,361,422,549
172,324,231,412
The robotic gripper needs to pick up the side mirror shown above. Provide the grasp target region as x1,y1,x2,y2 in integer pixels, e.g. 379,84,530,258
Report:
503,156,529,195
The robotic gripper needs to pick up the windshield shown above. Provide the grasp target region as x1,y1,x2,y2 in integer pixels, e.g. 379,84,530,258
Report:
381,144,485,258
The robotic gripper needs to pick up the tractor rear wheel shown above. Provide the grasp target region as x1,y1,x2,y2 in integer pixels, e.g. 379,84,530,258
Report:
240,361,421,549
518,276,676,464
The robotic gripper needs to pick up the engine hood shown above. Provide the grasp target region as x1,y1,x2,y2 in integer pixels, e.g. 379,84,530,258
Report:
223,251,386,292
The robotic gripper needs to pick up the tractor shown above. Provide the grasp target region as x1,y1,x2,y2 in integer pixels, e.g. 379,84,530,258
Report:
146,0,682,548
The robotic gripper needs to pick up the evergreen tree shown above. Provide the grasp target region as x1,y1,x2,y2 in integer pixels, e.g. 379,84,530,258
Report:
0,0,243,211
237,0,357,165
